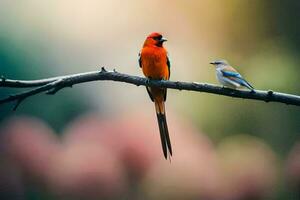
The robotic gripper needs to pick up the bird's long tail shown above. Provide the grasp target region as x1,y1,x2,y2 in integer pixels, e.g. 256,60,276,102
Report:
155,100,172,159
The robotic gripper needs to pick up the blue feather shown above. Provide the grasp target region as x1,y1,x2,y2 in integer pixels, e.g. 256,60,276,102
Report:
235,77,254,90
221,70,242,78
222,70,254,90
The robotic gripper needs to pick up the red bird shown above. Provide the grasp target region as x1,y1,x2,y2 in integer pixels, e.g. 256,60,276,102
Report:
139,32,172,159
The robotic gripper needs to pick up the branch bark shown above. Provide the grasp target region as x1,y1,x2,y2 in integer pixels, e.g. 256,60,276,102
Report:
1,67,300,110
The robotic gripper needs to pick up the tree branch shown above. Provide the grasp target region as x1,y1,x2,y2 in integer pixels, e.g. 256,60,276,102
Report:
1,67,300,110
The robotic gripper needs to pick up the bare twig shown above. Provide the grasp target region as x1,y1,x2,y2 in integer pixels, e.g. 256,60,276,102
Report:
1,67,300,110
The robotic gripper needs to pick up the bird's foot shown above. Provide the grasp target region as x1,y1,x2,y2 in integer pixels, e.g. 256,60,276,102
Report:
145,78,152,85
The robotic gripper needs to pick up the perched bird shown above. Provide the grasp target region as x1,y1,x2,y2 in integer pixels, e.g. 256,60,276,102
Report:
139,32,172,159
210,59,254,91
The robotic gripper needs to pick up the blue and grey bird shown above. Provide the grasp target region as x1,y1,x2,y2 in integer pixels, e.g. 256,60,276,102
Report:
210,59,254,91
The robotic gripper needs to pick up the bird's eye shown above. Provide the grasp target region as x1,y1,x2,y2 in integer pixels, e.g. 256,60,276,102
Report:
153,35,162,41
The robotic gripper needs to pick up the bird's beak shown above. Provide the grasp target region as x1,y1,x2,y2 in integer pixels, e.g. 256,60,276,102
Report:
210,62,215,65
160,37,167,43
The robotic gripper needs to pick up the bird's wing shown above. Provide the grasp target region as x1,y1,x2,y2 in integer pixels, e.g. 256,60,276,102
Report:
221,66,242,79
167,53,171,79
138,52,142,68
221,66,254,89
164,53,171,101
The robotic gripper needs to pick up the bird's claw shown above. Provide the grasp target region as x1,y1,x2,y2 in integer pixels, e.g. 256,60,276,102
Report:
145,78,151,85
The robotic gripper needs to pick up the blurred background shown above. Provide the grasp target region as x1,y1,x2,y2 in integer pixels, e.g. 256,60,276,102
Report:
0,0,300,199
